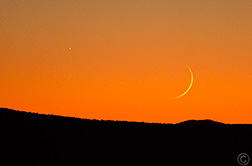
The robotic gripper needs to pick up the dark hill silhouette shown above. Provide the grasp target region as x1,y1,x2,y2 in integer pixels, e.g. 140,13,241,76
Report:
1,107,252,166
178,119,225,125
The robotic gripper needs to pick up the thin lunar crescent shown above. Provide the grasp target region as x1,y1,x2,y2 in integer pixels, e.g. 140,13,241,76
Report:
171,65,193,99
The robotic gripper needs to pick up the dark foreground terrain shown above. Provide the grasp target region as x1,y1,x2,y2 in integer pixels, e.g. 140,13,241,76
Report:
0,107,252,166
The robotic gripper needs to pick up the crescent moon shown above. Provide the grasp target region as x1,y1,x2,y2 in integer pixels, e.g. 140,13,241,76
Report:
171,65,193,99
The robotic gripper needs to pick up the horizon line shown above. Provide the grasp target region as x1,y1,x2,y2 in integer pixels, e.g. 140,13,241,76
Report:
1,107,251,125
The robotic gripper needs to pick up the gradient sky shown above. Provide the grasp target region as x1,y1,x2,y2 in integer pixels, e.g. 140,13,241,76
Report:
1,0,252,123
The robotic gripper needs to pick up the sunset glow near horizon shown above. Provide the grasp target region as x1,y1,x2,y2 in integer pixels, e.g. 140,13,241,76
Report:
1,0,252,124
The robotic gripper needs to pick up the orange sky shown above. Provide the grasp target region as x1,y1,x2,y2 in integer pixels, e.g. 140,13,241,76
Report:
1,0,252,124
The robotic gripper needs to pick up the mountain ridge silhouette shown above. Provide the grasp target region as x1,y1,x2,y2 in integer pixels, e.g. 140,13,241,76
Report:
1,107,252,166
0,107,227,125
